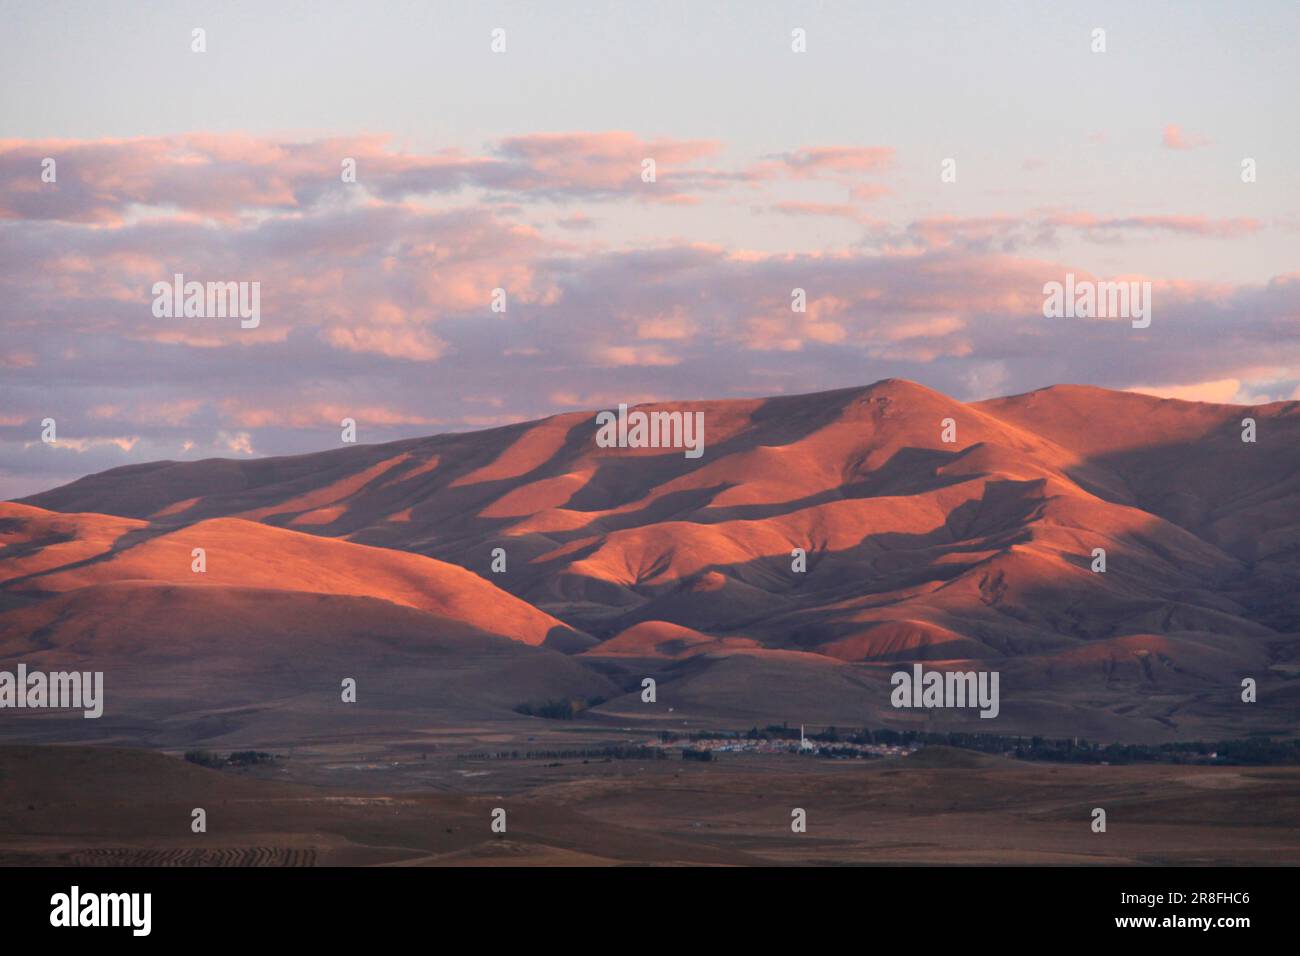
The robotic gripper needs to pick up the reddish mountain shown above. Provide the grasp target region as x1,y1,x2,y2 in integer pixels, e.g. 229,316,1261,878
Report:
7,380,1299,741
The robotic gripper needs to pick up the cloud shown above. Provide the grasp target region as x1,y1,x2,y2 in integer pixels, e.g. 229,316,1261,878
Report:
589,344,682,367
769,146,894,178
2,131,1297,495
323,326,448,361
1128,378,1243,403
220,400,440,429
891,211,1261,252
0,132,747,222
1,350,36,368
216,431,255,455
1162,124,1212,151
24,436,140,453
634,308,696,341
1044,212,1258,239
489,131,731,200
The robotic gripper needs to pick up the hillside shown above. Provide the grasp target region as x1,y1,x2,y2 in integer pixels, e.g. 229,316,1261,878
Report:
7,379,1300,741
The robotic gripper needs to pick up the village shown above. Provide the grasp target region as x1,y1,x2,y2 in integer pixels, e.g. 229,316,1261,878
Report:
650,725,919,760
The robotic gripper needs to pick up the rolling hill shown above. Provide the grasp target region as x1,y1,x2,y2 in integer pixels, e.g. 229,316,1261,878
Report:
6,379,1299,741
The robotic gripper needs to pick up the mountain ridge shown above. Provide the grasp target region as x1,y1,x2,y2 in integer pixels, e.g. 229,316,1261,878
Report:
5,379,1298,741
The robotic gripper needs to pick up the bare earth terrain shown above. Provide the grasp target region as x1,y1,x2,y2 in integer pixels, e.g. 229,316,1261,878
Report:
3,744,1298,867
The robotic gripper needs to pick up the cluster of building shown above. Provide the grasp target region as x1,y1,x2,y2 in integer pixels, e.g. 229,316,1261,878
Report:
653,725,918,759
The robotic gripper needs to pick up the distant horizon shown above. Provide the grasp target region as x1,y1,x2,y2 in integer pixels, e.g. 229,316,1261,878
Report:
9,374,1294,502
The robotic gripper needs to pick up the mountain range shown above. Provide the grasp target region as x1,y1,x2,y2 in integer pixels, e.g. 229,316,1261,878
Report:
3,379,1298,744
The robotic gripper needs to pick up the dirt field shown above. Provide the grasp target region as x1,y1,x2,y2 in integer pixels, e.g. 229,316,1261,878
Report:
3,743,1297,866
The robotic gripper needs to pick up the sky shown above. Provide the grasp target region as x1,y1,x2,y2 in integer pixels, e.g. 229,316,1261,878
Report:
1,0,1298,498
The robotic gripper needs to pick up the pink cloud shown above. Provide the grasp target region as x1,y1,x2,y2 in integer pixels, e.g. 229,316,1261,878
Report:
0,131,742,223
221,400,440,429
493,131,723,196
324,326,448,361
1,350,36,368
3,129,1297,493
634,308,696,341
849,183,891,202
1162,124,1212,151
773,146,894,177
1128,379,1243,403
589,344,681,367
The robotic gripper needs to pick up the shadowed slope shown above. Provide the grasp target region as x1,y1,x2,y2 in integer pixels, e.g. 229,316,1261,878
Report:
0,582,617,745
